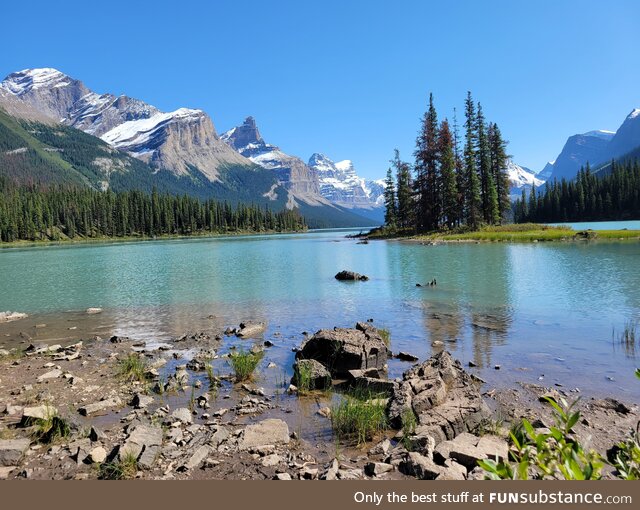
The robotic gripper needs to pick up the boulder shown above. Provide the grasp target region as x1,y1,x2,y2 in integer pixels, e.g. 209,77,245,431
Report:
120,423,163,464
170,408,193,425
398,452,443,480
335,270,369,281
0,439,30,466
364,462,394,477
87,446,107,464
387,351,490,443
292,359,331,390
434,432,508,470
179,445,210,471
78,396,123,416
296,323,389,376
236,322,266,338
22,404,57,421
239,419,290,450
396,352,419,362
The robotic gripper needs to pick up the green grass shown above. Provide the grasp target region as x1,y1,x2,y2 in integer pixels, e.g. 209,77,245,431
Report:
378,328,391,347
99,451,139,480
293,361,314,394
117,353,148,383
401,408,418,450
228,349,264,382
330,388,389,445
613,320,638,357
368,223,640,243
27,406,71,444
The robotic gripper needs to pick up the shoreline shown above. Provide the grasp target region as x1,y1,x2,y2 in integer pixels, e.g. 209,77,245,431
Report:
1,318,637,480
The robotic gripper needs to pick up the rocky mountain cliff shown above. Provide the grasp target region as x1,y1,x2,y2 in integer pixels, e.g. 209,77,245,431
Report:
0,68,251,182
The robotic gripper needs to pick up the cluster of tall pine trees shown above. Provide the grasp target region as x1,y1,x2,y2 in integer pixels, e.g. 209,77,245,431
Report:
513,161,640,223
383,92,511,232
0,178,306,242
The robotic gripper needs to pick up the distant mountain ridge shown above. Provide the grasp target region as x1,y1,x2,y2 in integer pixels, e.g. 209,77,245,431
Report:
543,110,640,181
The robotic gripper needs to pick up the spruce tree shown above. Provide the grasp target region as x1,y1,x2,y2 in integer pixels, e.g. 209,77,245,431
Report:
437,119,458,229
464,92,482,228
383,166,397,227
393,149,414,229
414,93,439,231
476,103,498,224
489,122,511,223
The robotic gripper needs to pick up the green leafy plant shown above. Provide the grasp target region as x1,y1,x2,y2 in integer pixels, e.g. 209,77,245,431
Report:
611,368,640,479
478,397,604,480
228,349,264,382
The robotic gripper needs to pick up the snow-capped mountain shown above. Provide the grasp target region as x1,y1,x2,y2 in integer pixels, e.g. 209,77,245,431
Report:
0,68,249,181
507,160,544,199
308,153,385,208
221,117,322,198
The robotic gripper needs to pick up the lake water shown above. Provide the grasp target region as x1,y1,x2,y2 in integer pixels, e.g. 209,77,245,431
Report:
1,223,639,400
551,220,640,230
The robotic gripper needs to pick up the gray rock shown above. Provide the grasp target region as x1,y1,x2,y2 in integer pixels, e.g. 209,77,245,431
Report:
364,462,394,477
137,445,160,470
292,359,331,390
239,419,290,450
37,369,63,382
396,352,419,362
132,394,154,409
296,323,389,376
274,472,292,480
170,407,193,425
261,453,282,467
78,396,123,416
236,321,266,338
0,439,30,466
87,446,107,464
179,445,210,471
121,423,163,460
434,432,508,470
398,451,443,480
369,438,392,456
22,404,56,421
387,351,490,443
322,458,340,480
335,270,369,281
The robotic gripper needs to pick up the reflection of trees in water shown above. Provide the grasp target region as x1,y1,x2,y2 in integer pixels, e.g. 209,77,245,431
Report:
469,306,510,368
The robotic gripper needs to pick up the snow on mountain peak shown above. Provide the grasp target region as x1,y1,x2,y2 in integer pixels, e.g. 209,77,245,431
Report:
582,129,615,140
0,68,70,96
507,159,544,189
629,108,640,120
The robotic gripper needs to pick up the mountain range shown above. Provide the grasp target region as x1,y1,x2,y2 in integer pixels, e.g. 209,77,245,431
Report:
542,109,640,182
0,68,379,227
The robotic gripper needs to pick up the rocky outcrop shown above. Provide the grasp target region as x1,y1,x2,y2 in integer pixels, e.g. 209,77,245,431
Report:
292,359,332,390
387,351,490,443
296,322,388,376
335,270,369,281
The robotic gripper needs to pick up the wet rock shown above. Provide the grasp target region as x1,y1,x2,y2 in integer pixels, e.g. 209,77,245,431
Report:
176,332,212,343
387,351,490,443
0,311,28,323
292,359,331,390
85,307,102,314
132,394,154,410
296,323,389,376
239,419,290,450
335,270,369,281
0,439,30,466
396,352,419,362
236,322,267,338
78,396,123,416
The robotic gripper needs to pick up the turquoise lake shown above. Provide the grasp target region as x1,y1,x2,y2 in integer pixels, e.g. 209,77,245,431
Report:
1,224,639,399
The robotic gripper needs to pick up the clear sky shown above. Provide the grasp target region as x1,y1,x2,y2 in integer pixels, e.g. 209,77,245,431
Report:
2,0,639,179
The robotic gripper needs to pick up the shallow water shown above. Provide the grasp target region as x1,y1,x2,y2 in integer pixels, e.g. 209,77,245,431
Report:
1,226,639,400
550,219,640,230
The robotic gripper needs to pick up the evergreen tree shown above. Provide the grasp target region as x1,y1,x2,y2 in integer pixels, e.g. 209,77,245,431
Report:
464,92,482,228
488,122,511,223
437,119,458,229
476,103,498,224
393,149,414,229
383,166,397,226
414,93,439,231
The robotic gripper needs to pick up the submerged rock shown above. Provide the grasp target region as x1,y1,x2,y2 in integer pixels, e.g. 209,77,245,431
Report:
387,351,490,443
335,270,369,281
236,322,266,338
296,322,389,376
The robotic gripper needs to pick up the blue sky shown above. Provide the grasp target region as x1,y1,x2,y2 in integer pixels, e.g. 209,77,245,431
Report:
2,0,639,179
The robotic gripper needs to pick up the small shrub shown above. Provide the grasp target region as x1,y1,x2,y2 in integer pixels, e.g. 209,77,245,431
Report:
229,349,263,382
99,451,139,480
117,353,148,383
478,397,604,480
331,388,388,445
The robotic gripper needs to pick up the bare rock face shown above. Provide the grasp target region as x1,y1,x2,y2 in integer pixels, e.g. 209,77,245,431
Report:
388,351,490,443
296,322,389,376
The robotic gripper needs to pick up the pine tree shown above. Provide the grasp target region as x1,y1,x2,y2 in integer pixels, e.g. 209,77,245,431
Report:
452,107,465,226
437,119,458,229
393,149,414,229
464,92,482,228
488,122,511,223
383,166,397,227
414,93,439,231
476,103,498,224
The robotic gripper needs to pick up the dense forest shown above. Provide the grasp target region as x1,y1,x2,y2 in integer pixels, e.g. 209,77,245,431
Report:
513,160,640,223
383,92,511,232
0,178,306,242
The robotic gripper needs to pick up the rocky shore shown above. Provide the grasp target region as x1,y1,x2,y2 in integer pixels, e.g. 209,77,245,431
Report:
0,319,637,480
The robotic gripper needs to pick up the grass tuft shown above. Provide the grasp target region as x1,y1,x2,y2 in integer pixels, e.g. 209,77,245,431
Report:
378,328,391,347
28,406,71,444
330,387,388,445
99,451,139,480
117,353,148,383
228,349,264,382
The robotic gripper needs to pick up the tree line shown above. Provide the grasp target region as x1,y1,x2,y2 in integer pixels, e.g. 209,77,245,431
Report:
0,178,306,242
513,160,640,223
383,92,511,232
